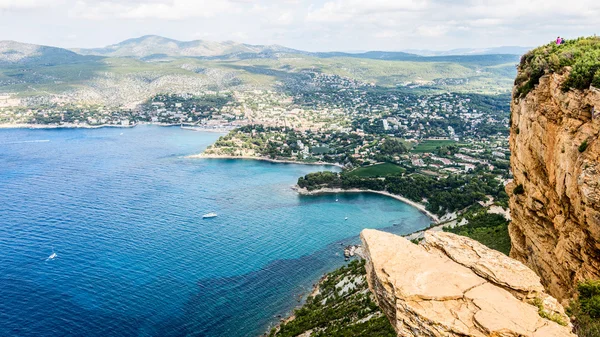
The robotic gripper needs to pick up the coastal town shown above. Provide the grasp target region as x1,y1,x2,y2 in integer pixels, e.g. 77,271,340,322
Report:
0,68,508,132
1,72,512,227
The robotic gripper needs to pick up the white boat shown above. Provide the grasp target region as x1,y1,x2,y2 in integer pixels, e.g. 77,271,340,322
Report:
335,198,339,202
46,251,57,261
203,212,218,219
344,217,348,220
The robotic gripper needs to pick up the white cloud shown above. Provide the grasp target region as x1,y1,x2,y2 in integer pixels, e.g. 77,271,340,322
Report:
374,30,400,39
464,0,600,19
230,31,249,40
70,0,236,20
306,0,428,23
469,18,503,27
0,0,58,10
2,0,600,51
275,12,294,26
415,25,448,37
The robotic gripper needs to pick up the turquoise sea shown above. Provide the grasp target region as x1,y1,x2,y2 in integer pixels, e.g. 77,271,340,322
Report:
0,126,431,337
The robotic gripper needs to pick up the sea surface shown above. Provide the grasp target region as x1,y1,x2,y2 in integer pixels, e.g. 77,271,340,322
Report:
0,126,431,337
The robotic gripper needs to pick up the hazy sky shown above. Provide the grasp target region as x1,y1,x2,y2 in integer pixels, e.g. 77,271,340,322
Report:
1,0,599,51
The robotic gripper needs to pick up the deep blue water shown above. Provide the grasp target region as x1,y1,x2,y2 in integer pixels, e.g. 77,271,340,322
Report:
0,126,431,337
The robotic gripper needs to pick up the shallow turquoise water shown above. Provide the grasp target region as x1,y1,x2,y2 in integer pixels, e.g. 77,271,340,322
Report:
0,126,431,336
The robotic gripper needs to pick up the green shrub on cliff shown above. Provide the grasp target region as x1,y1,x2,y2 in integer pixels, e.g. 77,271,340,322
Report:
578,280,600,319
579,140,589,153
515,37,600,98
568,280,600,337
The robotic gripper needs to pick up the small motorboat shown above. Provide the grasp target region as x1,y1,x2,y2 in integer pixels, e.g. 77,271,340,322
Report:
335,198,339,202
46,250,57,261
344,217,348,220
203,212,218,219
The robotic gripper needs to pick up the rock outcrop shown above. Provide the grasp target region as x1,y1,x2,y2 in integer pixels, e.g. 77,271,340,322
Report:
360,229,574,337
509,71,600,301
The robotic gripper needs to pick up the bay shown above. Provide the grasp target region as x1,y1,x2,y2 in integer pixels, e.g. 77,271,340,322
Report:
0,126,431,337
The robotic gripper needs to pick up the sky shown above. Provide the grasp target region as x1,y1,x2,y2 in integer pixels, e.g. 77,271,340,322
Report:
0,0,599,51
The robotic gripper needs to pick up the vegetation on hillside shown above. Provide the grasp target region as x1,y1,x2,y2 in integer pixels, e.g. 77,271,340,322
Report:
269,260,395,337
515,36,600,98
379,138,408,155
297,168,508,216
568,280,600,337
443,207,511,255
579,140,589,153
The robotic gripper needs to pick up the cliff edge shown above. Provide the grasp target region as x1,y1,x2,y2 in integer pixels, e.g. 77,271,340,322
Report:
509,37,600,301
360,229,574,336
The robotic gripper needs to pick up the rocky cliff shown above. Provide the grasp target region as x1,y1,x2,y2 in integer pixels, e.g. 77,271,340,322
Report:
360,229,574,337
509,69,600,301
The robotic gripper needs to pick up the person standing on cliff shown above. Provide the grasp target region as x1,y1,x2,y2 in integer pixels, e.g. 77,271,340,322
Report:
556,36,562,45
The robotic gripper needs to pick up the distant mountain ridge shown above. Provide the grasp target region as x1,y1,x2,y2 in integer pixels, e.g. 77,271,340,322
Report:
71,35,529,60
0,40,97,66
0,35,527,64
72,35,302,58
0,36,520,106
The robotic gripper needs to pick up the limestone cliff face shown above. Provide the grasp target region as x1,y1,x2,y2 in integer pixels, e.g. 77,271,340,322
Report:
360,229,574,337
509,72,600,301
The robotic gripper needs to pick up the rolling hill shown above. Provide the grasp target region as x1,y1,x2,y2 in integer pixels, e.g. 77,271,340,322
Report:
0,41,99,66
0,36,521,106
73,35,301,59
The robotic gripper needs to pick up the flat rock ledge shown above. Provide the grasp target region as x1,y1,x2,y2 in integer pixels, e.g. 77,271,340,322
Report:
360,229,575,337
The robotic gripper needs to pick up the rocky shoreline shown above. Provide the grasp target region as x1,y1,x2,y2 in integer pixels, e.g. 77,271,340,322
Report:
0,123,136,129
293,186,440,223
187,153,345,168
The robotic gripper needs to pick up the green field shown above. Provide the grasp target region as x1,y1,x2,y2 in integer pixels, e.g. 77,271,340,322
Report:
411,139,460,153
347,163,405,177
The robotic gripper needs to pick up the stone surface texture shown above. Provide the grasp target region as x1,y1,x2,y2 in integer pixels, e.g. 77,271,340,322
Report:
509,72,600,301
360,229,574,337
